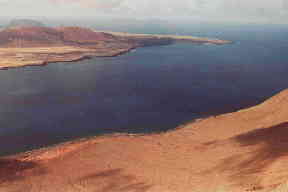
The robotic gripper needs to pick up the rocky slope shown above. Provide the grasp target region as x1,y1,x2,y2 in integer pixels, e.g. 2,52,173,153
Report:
0,26,129,48
1,89,288,192
0,27,64,47
0,25,135,69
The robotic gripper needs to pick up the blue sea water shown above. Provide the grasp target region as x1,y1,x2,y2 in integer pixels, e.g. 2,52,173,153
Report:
1,23,288,155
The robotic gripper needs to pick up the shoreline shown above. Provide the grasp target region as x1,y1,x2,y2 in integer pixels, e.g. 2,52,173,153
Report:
94,30,233,45
2,89,288,191
0,30,231,70
0,47,136,70
0,46,137,70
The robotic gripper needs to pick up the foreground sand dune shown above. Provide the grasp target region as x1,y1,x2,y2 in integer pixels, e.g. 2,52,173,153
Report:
2,89,288,192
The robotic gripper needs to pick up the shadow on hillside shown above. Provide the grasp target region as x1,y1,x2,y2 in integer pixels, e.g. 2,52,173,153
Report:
0,158,46,184
71,168,152,192
204,122,288,190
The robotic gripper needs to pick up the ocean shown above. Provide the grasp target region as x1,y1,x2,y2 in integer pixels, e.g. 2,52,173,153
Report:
1,23,288,155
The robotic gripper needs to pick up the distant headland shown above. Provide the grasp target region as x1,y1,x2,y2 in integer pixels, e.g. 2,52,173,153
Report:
0,19,232,69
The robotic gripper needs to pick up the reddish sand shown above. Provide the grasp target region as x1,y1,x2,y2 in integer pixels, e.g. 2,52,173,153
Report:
2,89,288,192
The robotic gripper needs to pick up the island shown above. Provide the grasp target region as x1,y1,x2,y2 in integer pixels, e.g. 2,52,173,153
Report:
0,21,231,69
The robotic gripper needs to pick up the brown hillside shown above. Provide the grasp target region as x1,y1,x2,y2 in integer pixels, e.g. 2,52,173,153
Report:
0,27,64,47
57,26,117,43
2,89,288,192
0,26,136,69
0,26,119,48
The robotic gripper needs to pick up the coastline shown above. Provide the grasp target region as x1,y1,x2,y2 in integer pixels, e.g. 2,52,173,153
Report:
0,30,231,70
94,30,233,45
0,46,136,70
0,27,247,192
2,89,288,191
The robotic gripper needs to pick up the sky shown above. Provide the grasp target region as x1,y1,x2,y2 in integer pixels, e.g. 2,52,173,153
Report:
1,0,288,23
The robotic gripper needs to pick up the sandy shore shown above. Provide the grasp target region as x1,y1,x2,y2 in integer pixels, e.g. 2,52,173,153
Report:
1,89,288,192
0,45,135,70
94,30,232,45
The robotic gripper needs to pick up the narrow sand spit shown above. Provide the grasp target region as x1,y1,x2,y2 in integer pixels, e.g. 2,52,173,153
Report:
2,89,288,192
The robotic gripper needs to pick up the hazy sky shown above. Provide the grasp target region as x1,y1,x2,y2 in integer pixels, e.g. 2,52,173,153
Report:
1,0,288,23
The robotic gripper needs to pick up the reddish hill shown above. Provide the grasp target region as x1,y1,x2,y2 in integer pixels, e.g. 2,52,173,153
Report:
0,27,64,47
57,26,116,44
0,26,119,48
